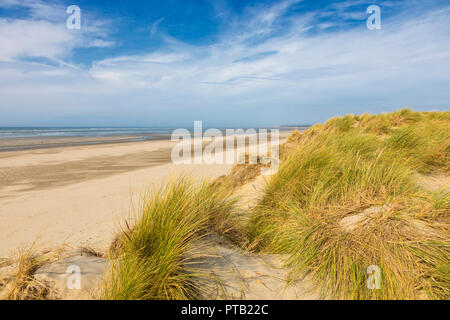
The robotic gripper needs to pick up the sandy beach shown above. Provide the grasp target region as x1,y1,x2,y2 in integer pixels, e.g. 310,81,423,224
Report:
0,132,289,258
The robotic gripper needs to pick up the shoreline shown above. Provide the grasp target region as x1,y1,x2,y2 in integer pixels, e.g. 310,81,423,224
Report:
0,128,297,152
0,134,172,152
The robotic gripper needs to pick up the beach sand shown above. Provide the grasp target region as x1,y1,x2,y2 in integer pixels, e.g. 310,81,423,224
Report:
0,132,289,258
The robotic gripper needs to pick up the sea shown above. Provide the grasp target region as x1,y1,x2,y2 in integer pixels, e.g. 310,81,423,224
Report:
0,126,308,151
0,127,175,139
0,127,179,151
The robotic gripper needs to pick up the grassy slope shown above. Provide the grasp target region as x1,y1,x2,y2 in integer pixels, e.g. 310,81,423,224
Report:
248,109,449,299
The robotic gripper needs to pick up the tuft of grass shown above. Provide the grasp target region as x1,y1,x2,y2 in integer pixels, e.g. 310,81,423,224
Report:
431,189,450,211
247,110,450,299
1,243,66,300
79,246,104,258
102,178,239,300
213,153,272,189
385,121,449,173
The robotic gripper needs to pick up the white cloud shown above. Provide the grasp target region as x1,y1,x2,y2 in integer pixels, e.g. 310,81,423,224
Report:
86,39,115,48
0,19,74,61
0,0,112,62
0,0,67,21
86,1,450,96
0,0,449,126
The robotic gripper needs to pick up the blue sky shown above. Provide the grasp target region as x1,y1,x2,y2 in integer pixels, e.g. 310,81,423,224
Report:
0,0,449,127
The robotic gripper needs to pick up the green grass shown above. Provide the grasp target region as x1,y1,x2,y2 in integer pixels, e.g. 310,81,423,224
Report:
247,109,450,299
102,178,239,300
384,117,449,173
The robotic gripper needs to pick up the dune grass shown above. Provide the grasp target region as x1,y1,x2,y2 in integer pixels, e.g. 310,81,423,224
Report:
103,109,448,300
1,243,66,300
247,109,449,299
102,178,239,300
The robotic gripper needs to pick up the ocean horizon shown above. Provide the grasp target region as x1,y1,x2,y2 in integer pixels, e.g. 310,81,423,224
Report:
0,127,179,139
0,126,307,140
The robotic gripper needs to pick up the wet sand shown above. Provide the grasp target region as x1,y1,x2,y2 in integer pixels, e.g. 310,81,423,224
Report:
0,134,171,152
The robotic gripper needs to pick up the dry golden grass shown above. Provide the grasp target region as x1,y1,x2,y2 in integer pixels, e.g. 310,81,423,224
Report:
79,246,104,258
214,162,263,189
1,243,67,300
213,153,269,189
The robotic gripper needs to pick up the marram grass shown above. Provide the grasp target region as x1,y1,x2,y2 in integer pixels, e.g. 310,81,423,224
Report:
248,109,449,299
102,178,239,300
102,109,448,300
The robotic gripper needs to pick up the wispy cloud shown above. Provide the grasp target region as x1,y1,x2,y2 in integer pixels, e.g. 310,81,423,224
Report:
0,0,112,63
0,0,449,126
150,18,165,39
